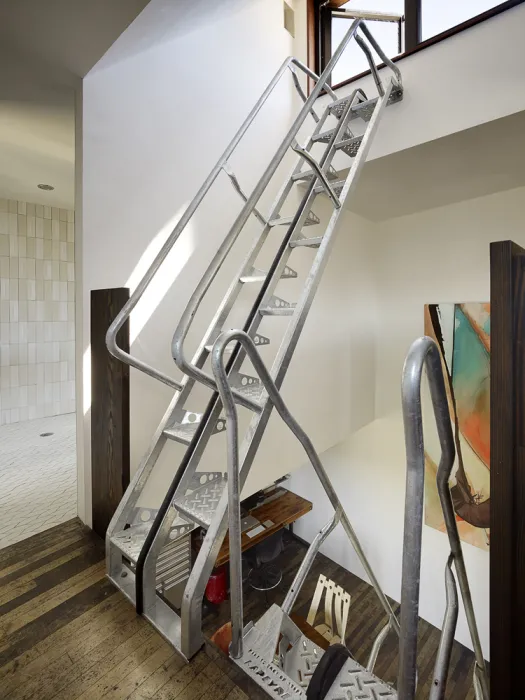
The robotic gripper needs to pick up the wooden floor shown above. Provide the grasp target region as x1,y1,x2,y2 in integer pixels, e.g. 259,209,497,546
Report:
0,519,477,699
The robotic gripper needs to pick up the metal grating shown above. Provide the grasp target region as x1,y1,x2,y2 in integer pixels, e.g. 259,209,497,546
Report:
323,657,397,699
283,635,322,688
175,473,228,528
336,135,363,158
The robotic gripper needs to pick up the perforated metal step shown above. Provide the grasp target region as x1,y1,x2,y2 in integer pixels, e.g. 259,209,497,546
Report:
111,511,194,564
335,134,363,158
328,86,402,122
174,472,227,529
164,411,226,445
313,126,354,144
204,333,270,354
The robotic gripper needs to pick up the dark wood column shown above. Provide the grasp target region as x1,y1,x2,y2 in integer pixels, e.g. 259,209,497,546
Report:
490,240,525,697
90,287,130,538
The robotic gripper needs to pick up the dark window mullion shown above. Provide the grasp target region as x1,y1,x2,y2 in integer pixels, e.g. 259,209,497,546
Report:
319,3,333,81
404,0,422,51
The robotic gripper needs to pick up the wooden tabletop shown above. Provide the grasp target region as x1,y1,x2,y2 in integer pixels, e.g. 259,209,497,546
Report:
210,488,312,568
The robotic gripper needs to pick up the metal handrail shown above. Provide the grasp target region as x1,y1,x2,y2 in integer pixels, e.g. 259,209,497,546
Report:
169,20,401,408
105,17,401,403
399,337,489,700
211,329,400,661
105,56,336,392
330,7,404,55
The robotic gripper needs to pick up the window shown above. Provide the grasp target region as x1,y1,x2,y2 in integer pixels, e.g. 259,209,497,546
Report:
331,1,404,86
422,0,506,40
314,0,523,89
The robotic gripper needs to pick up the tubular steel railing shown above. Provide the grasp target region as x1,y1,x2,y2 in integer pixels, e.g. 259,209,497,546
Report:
211,329,400,661
400,337,489,700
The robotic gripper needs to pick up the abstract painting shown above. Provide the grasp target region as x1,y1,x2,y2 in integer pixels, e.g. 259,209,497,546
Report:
424,303,490,551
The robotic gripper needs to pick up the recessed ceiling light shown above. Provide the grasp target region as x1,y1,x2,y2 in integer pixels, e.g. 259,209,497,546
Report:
37,183,54,191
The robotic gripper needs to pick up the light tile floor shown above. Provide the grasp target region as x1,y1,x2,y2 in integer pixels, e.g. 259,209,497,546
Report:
0,413,77,548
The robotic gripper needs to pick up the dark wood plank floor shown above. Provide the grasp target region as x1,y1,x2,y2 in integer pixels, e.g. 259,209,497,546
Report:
0,519,477,699
203,530,477,700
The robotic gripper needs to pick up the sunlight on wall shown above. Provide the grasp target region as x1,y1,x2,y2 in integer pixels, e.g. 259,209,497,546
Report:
82,207,194,417
126,207,194,344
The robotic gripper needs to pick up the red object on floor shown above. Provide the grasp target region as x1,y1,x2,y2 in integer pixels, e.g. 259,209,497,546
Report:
205,565,227,604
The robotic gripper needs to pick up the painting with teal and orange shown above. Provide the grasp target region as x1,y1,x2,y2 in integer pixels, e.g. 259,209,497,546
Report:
424,302,490,551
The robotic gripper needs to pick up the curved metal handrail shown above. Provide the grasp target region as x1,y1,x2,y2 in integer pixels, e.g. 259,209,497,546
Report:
104,57,336,394
170,19,402,406
399,337,489,700
211,329,399,660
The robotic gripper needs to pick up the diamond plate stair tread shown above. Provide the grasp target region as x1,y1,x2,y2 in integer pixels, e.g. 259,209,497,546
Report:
349,98,378,122
112,514,194,563
313,126,353,144
336,135,363,158
329,88,401,122
174,473,228,528
284,635,323,688
323,657,397,699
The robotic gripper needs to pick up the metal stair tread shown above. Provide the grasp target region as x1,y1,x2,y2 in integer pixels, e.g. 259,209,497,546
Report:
323,656,397,699
335,134,363,158
164,421,199,445
112,514,193,563
290,236,323,249
314,179,345,197
174,473,228,528
312,126,353,144
235,605,397,699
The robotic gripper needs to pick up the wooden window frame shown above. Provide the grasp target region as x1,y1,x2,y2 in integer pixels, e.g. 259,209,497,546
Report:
309,0,524,92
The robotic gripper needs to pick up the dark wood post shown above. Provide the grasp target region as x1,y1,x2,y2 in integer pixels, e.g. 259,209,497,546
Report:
490,240,525,697
90,287,130,538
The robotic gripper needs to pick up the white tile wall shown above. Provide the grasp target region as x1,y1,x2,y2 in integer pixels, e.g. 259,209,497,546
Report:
0,199,75,426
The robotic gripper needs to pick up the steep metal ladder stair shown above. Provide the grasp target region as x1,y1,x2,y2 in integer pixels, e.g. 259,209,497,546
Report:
105,14,408,675
211,333,490,699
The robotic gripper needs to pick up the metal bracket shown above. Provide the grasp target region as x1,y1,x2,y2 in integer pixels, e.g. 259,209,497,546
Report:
222,163,267,226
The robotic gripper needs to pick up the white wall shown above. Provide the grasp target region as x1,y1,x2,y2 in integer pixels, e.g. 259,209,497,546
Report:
290,185,525,657
81,0,362,521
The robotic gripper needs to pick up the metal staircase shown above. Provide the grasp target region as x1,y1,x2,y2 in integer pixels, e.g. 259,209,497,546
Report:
105,12,490,698
106,15,403,662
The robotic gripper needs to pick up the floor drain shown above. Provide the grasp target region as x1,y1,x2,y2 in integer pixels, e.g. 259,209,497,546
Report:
40,432,54,437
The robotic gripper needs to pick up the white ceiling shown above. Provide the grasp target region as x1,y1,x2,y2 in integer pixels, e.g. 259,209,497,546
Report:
0,0,150,209
346,110,525,221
